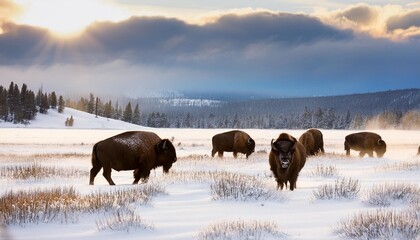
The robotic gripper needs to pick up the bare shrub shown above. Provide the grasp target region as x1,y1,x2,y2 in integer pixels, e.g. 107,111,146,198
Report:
210,172,285,201
380,159,420,171
96,208,154,232
0,163,88,180
312,177,360,200
196,219,287,240
335,209,420,239
365,183,420,206
310,164,339,177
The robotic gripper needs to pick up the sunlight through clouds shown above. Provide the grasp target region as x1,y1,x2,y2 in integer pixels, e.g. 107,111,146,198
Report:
13,0,129,37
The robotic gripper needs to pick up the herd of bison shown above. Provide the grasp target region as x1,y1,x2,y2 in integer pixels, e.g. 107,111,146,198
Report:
89,129,419,191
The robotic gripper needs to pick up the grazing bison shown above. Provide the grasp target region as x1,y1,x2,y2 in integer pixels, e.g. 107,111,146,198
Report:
211,130,255,159
89,131,177,185
299,128,325,156
269,133,306,191
344,132,386,158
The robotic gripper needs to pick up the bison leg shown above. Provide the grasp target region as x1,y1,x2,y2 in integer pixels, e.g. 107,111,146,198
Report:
133,169,150,184
102,167,116,185
218,151,223,158
277,181,284,190
211,149,217,158
367,151,374,157
344,141,350,155
89,165,102,185
359,151,366,158
233,152,238,158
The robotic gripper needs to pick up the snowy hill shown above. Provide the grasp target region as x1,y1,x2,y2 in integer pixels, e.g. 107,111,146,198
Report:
0,107,147,130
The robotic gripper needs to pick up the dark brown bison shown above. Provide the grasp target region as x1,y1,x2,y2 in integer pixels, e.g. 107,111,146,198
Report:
344,132,386,157
299,128,325,156
211,130,255,158
269,133,306,191
89,131,177,185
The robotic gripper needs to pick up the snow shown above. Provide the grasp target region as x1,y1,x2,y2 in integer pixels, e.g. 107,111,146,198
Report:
0,108,419,239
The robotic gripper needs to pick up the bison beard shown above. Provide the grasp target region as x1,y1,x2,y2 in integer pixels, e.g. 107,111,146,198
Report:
269,133,306,191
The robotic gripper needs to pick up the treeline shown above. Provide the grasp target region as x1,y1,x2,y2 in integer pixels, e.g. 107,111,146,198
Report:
0,82,64,124
65,93,420,130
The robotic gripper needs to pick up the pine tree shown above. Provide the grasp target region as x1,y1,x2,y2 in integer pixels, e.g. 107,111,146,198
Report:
50,91,57,109
123,102,133,123
12,83,22,123
104,100,112,119
87,93,95,114
300,106,312,129
132,103,141,125
39,93,49,114
0,87,8,121
58,96,65,113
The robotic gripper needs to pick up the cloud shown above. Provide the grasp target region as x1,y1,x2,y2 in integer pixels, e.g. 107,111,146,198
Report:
0,12,352,65
0,8,419,97
316,4,420,40
0,0,21,33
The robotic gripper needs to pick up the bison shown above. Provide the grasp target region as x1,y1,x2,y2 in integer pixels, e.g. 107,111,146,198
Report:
211,130,255,159
299,128,325,156
344,132,386,158
89,131,177,185
269,133,306,191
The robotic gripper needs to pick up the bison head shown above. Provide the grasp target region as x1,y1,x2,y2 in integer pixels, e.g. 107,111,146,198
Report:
271,138,297,168
247,137,256,155
155,139,177,173
375,139,387,157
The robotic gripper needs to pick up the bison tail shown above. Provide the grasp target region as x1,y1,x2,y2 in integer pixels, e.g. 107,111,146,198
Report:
91,143,99,167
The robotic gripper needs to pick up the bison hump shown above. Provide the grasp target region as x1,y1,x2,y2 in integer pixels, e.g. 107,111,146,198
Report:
112,136,144,151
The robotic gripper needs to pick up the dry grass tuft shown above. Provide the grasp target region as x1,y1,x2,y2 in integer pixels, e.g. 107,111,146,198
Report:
335,208,420,239
365,182,420,206
310,164,339,177
197,219,287,240
312,177,360,200
0,163,88,180
0,184,166,226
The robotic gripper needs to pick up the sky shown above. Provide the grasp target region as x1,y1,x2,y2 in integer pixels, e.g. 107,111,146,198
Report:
0,0,419,98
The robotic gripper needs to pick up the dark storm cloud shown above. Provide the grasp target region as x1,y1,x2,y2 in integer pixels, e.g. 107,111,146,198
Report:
0,12,352,65
387,9,420,31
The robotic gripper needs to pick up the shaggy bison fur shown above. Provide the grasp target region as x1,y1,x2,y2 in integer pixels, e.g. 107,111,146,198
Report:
89,131,177,185
344,132,386,158
269,133,307,191
211,130,255,159
299,128,325,156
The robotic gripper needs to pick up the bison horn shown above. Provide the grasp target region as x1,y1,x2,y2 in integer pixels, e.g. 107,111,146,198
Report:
247,138,252,144
271,139,278,151
162,139,167,149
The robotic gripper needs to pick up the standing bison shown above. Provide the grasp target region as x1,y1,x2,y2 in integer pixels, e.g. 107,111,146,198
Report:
269,133,306,191
299,128,325,156
211,130,255,159
89,131,177,185
344,132,386,157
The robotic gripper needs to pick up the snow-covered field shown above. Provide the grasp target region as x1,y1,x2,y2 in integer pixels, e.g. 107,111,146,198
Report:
0,109,419,239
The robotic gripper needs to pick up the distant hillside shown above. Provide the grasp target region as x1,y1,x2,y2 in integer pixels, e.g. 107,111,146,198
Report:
0,107,146,130
225,88,420,116
137,88,419,116
133,88,420,129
